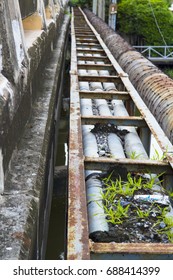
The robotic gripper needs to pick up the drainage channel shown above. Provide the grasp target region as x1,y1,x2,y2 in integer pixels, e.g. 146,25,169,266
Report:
67,7,173,260
45,49,70,260
45,111,68,260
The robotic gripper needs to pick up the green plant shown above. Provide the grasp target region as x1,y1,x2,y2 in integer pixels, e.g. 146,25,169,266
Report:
163,216,173,229
153,206,173,243
151,146,168,161
135,204,154,219
117,0,173,45
165,230,173,243
102,200,130,225
127,151,142,159
142,172,164,190
168,190,173,198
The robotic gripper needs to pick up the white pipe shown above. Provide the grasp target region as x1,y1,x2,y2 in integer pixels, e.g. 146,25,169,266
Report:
108,133,125,158
95,99,112,116
97,60,116,91
86,178,109,233
78,52,109,234
124,132,148,159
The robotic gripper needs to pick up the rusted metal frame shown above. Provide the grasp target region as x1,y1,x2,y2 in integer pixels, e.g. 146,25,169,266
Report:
75,32,94,35
81,116,145,128
77,55,109,62
139,126,151,156
78,63,113,71
67,8,90,260
80,8,173,169
79,90,130,101
84,157,172,175
76,34,96,38
78,75,122,83
77,43,102,48
75,27,91,30
89,241,173,254
77,49,105,55
76,39,99,44
75,8,173,256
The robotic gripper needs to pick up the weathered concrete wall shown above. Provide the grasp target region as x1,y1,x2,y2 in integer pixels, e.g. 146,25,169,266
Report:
0,0,70,259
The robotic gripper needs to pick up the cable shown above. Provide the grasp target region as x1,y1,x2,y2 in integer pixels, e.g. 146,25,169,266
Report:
147,0,167,46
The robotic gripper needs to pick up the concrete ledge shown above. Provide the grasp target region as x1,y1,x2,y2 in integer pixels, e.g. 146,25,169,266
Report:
0,14,70,260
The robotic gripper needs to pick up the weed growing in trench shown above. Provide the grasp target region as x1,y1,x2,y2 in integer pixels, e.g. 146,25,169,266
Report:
127,151,142,159
91,171,173,243
135,206,151,219
156,216,173,243
102,172,164,198
101,199,130,225
151,147,168,161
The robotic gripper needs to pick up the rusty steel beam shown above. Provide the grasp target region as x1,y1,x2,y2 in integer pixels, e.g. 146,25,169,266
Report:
75,32,94,35
79,90,130,100
76,34,96,38
78,74,121,83
84,157,172,174
77,49,105,55
77,43,101,48
90,241,173,254
67,9,90,260
77,64,113,70
81,115,145,127
76,39,99,44
77,55,109,62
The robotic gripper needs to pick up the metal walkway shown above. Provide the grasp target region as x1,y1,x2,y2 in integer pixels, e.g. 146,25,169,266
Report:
67,7,173,260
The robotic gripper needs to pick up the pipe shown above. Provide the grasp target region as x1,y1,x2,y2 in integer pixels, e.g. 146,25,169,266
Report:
78,55,109,235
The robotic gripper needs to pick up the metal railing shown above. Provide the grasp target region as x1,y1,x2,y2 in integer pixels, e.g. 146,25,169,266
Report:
133,45,173,60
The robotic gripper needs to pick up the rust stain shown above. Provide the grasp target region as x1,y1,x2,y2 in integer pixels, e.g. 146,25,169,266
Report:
12,232,31,248
90,241,173,254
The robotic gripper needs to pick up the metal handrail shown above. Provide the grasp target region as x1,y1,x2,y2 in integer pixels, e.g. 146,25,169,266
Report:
133,45,173,59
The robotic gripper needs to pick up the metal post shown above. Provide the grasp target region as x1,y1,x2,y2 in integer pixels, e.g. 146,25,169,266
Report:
98,0,105,20
92,0,97,15
109,0,117,31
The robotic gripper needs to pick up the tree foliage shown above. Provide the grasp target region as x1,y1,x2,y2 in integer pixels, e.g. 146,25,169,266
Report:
117,0,173,45
69,0,92,8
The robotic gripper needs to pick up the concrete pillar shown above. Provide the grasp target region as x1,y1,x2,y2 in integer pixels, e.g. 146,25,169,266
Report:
8,0,28,66
0,0,19,83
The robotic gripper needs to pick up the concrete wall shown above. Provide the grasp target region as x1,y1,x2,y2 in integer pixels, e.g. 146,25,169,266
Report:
0,0,70,259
